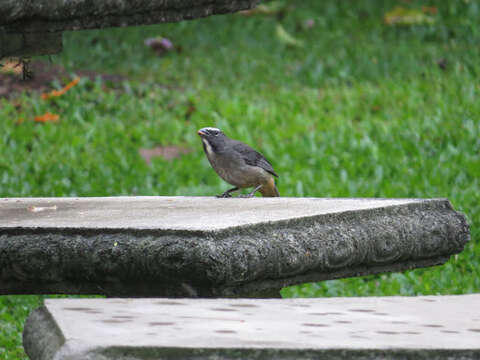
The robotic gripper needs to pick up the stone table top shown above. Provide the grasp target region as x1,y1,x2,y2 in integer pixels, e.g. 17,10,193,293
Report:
0,197,470,297
23,295,480,359
1,196,422,231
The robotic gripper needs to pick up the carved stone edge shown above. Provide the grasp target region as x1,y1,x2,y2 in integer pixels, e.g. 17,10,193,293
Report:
215,199,470,296
222,256,450,298
0,199,470,297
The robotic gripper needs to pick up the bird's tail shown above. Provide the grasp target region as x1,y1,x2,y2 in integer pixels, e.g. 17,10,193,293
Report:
260,178,280,197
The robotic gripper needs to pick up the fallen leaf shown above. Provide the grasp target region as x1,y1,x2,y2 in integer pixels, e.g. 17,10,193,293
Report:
422,6,438,15
41,77,80,100
34,112,59,123
0,58,23,75
384,6,436,26
276,24,304,47
139,146,191,165
144,37,175,56
28,205,57,212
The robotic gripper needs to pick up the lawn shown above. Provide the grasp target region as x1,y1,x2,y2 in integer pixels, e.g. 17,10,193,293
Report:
1,0,479,358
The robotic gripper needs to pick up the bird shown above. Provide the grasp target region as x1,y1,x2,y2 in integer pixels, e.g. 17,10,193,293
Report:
197,127,279,198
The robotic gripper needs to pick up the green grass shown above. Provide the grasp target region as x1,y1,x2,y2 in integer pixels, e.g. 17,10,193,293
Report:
1,0,480,358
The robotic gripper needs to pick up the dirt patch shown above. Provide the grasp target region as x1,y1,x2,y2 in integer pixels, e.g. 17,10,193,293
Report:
0,59,126,98
139,146,192,164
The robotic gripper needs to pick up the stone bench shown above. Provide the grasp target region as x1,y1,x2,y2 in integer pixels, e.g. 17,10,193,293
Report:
0,197,470,298
23,295,480,360
0,0,259,57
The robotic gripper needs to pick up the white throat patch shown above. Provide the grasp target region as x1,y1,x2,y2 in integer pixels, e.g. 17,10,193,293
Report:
202,138,214,156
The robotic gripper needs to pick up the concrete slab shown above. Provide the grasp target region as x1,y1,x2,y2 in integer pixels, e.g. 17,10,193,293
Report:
0,197,470,297
23,295,480,360
0,196,422,231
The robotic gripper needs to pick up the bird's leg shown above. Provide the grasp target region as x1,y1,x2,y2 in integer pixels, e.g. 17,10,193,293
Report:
217,187,239,198
239,184,263,198
248,184,263,197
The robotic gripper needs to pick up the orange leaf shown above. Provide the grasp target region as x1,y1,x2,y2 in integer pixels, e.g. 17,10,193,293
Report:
34,112,59,123
41,77,80,100
422,6,438,15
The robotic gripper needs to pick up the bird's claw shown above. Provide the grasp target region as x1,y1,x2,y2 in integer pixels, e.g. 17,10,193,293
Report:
216,192,233,198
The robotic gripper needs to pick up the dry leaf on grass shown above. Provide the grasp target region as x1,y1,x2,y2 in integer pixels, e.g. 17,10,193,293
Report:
422,6,438,15
0,58,23,75
276,24,304,47
41,77,80,100
139,146,191,165
34,112,59,123
384,6,436,26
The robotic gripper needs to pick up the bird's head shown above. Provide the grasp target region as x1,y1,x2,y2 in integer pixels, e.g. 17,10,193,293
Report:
197,127,225,139
197,127,227,154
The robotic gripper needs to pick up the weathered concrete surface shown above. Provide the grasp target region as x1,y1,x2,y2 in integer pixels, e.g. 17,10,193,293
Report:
24,295,480,360
0,196,462,231
0,197,470,297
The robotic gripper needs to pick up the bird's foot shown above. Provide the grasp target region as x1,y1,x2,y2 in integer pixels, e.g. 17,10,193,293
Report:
216,187,239,198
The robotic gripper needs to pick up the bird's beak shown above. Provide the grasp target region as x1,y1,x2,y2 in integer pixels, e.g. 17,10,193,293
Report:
197,129,207,137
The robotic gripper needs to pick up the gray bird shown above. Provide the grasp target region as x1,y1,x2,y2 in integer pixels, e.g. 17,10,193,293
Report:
197,127,279,198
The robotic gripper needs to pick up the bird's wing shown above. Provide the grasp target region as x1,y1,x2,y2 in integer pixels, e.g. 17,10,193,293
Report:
232,141,279,177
